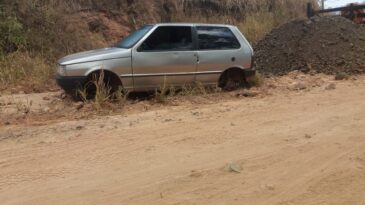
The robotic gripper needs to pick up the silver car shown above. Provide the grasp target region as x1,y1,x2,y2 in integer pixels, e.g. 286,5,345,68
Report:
56,23,255,94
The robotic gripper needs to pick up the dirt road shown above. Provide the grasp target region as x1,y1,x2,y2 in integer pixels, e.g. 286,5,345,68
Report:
1,76,365,205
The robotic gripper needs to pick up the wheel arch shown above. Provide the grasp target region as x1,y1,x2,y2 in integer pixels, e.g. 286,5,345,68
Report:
85,68,123,88
218,67,246,87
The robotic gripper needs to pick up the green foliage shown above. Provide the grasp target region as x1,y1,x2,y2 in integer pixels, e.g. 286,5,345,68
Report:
0,13,26,54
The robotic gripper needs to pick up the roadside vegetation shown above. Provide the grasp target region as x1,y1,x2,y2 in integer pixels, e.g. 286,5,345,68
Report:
0,0,314,93
77,70,265,111
78,71,129,110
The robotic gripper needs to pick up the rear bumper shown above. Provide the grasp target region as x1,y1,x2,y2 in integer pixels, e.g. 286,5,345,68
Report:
244,68,256,77
56,75,86,91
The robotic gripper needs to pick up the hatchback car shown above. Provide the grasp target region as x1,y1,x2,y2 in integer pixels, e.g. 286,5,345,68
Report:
56,23,255,94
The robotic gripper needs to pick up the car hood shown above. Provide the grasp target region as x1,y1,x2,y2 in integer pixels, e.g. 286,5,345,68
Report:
58,47,131,65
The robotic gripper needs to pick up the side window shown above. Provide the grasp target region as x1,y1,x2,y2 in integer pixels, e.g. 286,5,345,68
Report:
197,26,241,50
139,26,193,52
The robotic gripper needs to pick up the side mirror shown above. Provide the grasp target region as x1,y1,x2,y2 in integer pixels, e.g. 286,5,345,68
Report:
137,42,149,52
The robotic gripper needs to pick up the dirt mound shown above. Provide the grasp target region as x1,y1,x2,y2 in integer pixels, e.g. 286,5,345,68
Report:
254,16,365,75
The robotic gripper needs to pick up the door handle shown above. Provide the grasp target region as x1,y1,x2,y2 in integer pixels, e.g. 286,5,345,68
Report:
194,54,200,63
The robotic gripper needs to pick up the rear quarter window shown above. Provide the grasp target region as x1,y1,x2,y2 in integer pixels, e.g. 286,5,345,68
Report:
197,26,241,50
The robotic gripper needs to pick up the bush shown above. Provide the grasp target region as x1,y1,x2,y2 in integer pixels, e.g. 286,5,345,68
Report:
0,13,26,54
246,72,264,87
334,72,349,81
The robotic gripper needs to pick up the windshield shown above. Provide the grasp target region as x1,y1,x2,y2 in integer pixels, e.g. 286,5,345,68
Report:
115,25,153,49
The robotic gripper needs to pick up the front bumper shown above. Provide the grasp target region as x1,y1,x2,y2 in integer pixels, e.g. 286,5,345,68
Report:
56,75,86,91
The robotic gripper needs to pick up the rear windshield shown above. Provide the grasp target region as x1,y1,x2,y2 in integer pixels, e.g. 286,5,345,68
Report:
115,25,153,49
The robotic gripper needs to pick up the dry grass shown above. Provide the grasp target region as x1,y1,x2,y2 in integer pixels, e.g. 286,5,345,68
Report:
78,71,128,110
154,81,221,104
154,77,171,104
179,82,219,96
170,0,314,43
246,72,265,87
0,52,54,90
15,98,33,114
238,11,278,43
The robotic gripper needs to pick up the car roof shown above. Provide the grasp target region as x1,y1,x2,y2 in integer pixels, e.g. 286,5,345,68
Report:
150,23,234,27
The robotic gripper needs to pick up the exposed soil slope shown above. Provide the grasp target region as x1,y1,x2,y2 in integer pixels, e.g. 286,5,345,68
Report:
255,16,365,75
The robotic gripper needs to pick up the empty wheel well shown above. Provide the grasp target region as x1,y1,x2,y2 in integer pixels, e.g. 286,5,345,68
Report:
218,67,246,88
86,70,123,89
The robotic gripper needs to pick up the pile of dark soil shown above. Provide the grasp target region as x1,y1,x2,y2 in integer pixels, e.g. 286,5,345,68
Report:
254,16,365,75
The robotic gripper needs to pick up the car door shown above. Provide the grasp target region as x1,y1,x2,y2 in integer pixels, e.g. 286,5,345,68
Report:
131,25,198,90
195,26,242,85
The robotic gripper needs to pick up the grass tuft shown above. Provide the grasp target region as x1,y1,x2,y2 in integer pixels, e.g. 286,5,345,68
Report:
92,71,111,109
334,72,349,81
154,77,170,104
78,71,128,110
14,98,33,114
246,72,264,87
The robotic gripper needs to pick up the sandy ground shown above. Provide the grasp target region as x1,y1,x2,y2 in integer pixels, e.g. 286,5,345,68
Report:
0,75,365,205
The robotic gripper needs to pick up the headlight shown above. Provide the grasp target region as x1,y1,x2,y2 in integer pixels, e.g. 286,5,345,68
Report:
57,65,67,76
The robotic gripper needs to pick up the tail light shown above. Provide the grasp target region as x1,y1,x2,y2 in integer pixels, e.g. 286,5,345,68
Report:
250,55,255,69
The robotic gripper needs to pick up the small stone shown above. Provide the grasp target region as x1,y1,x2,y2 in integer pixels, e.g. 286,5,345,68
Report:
305,20,312,25
74,102,84,110
236,91,259,97
304,134,312,139
309,70,317,76
76,125,84,130
42,107,51,113
60,92,67,99
267,83,277,89
190,170,203,178
4,121,11,126
291,82,307,90
325,83,336,90
265,184,276,191
225,162,242,173
43,96,51,101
